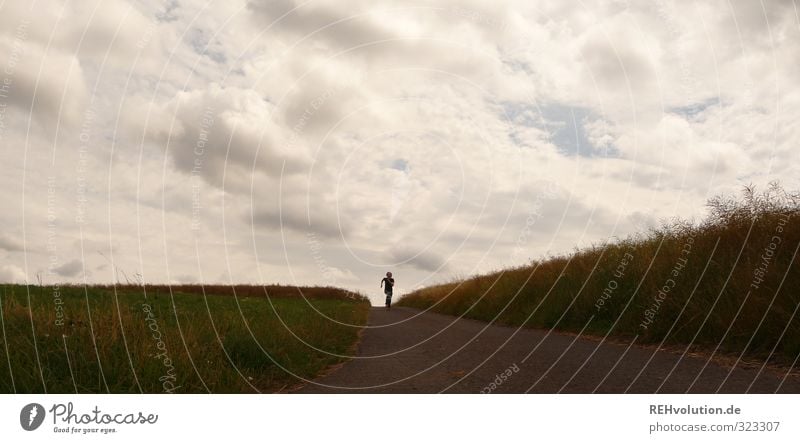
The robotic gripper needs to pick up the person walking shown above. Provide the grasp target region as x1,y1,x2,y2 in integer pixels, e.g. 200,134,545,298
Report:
381,271,395,309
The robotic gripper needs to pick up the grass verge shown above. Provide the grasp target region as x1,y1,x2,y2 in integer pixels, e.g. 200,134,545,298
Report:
0,284,369,393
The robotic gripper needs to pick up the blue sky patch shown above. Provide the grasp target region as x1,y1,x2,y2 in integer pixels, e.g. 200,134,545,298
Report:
668,97,721,120
500,101,618,158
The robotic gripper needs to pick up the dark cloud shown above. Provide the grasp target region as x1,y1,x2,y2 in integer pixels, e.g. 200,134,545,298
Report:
142,85,310,190
581,37,655,95
0,38,87,126
250,204,346,238
389,246,448,272
52,259,83,277
247,0,391,49
0,234,23,251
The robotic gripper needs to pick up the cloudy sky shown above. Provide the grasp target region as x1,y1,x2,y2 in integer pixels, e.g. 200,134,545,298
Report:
1,0,798,304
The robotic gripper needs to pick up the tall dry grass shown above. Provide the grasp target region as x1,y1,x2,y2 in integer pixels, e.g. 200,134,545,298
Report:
399,184,800,364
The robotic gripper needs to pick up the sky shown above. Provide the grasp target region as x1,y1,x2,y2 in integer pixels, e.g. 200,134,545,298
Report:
1,0,798,305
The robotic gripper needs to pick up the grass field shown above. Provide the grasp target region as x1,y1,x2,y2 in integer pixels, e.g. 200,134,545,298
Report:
0,284,369,393
398,184,800,366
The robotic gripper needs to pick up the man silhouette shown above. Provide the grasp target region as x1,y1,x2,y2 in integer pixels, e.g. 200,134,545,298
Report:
381,272,395,309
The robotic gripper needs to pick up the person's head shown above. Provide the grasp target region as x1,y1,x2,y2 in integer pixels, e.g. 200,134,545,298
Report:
386,271,392,277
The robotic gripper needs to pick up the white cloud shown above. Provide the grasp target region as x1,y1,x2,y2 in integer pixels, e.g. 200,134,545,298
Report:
0,264,27,283
1,0,799,302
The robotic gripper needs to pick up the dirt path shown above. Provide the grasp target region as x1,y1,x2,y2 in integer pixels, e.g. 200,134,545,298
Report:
297,307,800,393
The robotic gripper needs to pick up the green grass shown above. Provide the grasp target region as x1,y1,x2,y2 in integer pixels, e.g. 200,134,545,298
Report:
0,284,369,393
399,184,800,365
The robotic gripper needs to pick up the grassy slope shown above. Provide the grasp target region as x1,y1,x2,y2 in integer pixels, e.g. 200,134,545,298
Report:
0,284,369,393
399,185,800,365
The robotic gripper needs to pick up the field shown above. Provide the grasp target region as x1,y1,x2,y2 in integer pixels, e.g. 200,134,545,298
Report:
399,184,800,366
0,284,369,393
